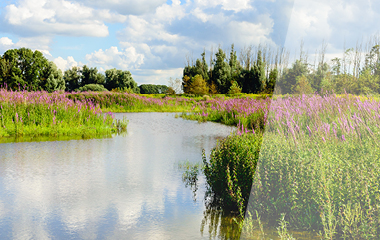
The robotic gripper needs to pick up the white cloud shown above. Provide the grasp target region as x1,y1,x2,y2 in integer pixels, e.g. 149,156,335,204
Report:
0,36,53,59
132,68,183,85
191,8,211,23
85,46,144,70
73,0,167,15
0,37,14,53
193,0,253,12
284,0,380,60
53,56,80,72
2,0,127,37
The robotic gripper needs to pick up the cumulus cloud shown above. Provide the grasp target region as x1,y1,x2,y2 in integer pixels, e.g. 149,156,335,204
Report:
72,0,167,15
193,0,253,12
0,37,14,53
284,0,380,61
1,0,126,37
0,36,53,59
132,68,183,85
53,56,81,72
85,46,144,70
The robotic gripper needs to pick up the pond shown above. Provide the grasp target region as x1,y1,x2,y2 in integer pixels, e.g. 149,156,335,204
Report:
0,112,236,239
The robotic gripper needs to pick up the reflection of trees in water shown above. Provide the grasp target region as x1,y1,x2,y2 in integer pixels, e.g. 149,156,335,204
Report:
179,161,243,239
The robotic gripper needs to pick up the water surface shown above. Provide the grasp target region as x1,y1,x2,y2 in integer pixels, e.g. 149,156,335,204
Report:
0,113,235,239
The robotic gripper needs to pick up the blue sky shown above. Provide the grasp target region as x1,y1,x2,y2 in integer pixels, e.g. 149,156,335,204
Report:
0,0,379,85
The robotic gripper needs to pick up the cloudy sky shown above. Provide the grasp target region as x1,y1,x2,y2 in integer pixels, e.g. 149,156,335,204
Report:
0,0,379,85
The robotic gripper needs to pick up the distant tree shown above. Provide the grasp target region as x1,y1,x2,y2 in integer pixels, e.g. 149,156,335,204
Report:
105,68,139,93
266,68,278,94
64,66,81,92
139,84,168,94
251,50,266,93
279,59,309,94
188,74,209,95
308,62,330,92
1,48,53,91
293,75,313,94
229,44,242,85
168,77,182,94
228,81,242,94
182,75,192,93
77,84,108,92
212,48,231,93
352,68,379,95
40,61,65,92
81,65,105,86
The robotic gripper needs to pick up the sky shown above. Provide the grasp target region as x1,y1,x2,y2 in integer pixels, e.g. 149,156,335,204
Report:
0,0,379,85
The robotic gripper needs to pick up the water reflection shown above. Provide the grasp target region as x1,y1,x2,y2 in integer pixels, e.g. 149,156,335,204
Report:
0,112,235,239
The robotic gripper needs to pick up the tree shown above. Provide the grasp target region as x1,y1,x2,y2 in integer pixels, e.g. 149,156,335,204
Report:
77,84,108,92
228,81,242,94
139,84,168,94
105,68,139,93
182,75,192,93
188,74,209,95
293,75,313,94
168,77,182,94
279,59,309,94
212,48,231,93
64,66,81,92
81,65,105,86
266,68,278,94
40,61,65,92
251,50,266,93
1,48,51,91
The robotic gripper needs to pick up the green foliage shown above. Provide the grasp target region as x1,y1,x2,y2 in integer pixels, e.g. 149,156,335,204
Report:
293,75,313,94
0,48,63,92
76,84,108,92
105,68,138,92
279,59,309,94
203,133,262,216
41,61,65,92
212,48,232,93
64,66,81,91
81,65,105,86
188,74,209,95
139,84,169,94
228,81,242,94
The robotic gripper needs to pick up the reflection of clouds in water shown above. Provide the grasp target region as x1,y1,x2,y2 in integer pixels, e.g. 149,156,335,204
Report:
0,113,234,238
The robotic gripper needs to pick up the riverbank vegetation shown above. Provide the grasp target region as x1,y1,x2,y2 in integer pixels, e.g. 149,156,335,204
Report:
0,89,127,139
199,93,380,239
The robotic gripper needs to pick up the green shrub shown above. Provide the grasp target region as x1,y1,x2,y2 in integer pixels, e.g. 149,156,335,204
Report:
76,84,108,92
203,133,262,216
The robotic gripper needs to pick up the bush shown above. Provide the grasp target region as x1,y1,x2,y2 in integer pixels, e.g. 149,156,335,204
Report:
76,84,108,92
203,133,262,215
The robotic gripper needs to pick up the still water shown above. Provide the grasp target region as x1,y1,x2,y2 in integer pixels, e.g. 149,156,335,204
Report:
0,113,236,239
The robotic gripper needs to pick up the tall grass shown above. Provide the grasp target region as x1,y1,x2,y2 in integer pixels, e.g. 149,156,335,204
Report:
0,89,125,138
67,92,200,112
201,93,380,238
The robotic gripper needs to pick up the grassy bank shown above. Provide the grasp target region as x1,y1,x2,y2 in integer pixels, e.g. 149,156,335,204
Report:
0,89,127,139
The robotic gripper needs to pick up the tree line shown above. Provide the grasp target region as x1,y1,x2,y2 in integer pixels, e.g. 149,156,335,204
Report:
183,39,380,95
0,48,140,93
